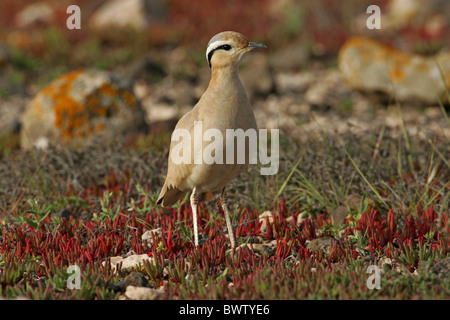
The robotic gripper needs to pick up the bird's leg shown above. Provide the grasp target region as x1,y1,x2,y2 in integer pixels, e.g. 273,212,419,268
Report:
220,188,236,249
190,187,199,247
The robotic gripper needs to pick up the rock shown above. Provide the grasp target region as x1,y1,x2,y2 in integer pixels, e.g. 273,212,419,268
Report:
134,79,180,131
304,70,351,107
252,94,311,144
296,213,305,227
124,271,149,287
252,242,276,255
142,99,181,124
274,72,315,94
103,254,153,272
236,242,276,255
109,272,151,293
108,280,127,293
306,237,335,253
258,211,274,233
338,37,450,104
383,0,422,30
377,258,399,274
330,206,347,226
125,285,166,300
89,0,167,31
141,228,162,245
342,194,362,211
384,0,449,34
20,69,147,150
0,95,27,135
15,1,55,28
52,209,72,220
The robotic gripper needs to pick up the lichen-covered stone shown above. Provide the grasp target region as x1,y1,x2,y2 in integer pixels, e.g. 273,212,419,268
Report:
20,69,147,149
306,237,335,253
338,37,450,104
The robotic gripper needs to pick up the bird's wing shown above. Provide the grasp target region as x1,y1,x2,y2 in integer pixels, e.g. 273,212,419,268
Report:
156,107,200,206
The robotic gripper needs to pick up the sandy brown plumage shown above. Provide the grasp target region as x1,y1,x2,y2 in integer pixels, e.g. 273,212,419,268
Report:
156,31,266,248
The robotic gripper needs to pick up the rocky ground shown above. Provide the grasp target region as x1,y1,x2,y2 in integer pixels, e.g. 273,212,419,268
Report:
1,54,448,212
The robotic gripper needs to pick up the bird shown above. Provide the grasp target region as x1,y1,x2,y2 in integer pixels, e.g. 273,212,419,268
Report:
156,31,266,249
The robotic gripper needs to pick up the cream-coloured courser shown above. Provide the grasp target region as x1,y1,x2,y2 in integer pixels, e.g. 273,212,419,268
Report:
157,31,266,248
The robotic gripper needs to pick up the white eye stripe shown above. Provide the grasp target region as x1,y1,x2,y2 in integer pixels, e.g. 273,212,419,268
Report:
205,40,233,62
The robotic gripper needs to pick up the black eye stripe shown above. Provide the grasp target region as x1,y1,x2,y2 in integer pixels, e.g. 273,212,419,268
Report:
207,44,233,67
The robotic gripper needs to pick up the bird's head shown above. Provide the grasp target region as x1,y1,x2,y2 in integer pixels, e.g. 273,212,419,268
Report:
206,31,266,69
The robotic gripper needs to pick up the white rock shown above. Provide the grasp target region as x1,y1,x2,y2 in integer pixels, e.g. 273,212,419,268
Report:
141,228,162,245
15,1,54,28
258,211,274,233
274,72,315,94
103,254,153,272
305,70,350,107
296,213,307,227
89,0,167,31
125,285,165,300
142,100,178,123
90,0,147,30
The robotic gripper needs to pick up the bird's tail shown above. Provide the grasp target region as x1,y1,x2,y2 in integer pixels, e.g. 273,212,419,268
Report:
156,185,186,207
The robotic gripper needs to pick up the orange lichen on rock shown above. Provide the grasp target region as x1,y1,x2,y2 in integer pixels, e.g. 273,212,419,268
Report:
339,36,373,58
339,36,450,103
389,67,405,82
20,69,147,150
48,74,110,138
87,96,100,108
53,96,79,129
92,105,108,117
95,122,105,132
98,83,118,97
47,70,87,136
122,91,136,106
61,128,72,138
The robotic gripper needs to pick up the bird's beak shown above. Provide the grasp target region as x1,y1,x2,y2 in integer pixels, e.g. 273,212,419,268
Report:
247,42,267,49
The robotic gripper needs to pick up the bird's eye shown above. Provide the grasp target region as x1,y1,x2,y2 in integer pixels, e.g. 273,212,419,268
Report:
206,43,233,67
220,44,232,51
